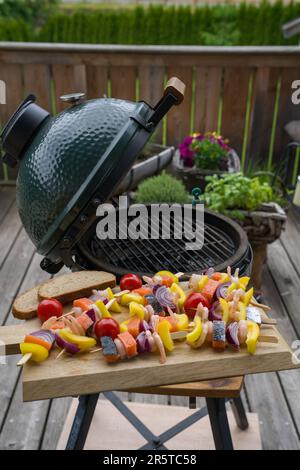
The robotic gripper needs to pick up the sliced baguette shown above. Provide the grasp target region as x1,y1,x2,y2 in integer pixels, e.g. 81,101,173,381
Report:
38,270,116,304
12,285,42,320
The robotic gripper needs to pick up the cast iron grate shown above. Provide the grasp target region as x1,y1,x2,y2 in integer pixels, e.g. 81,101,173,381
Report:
88,219,235,273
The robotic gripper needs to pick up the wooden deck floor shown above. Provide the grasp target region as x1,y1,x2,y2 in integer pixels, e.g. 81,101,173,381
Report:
0,185,300,450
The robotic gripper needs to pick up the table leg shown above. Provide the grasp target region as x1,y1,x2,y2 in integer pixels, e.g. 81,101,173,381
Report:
230,396,249,430
206,397,234,450
66,393,99,450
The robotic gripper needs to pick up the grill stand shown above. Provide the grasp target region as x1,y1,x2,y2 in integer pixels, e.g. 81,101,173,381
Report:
65,392,249,450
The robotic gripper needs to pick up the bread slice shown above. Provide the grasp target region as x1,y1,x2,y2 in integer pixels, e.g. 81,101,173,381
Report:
38,271,116,304
12,285,42,320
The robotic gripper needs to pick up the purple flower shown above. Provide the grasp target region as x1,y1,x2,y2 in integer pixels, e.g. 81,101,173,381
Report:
179,144,193,158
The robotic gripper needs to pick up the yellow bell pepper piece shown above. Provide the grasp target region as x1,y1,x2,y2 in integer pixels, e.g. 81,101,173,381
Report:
246,320,260,354
156,270,178,283
157,320,174,352
120,318,131,333
238,301,247,321
239,276,250,289
129,301,145,319
227,282,237,295
197,275,209,292
175,313,189,331
94,299,112,318
20,342,49,363
60,329,96,350
186,316,202,345
219,298,229,324
170,282,186,309
219,273,229,283
121,293,144,306
106,287,122,313
243,287,254,306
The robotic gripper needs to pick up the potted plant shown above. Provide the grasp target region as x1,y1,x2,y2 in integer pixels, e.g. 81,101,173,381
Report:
114,143,175,196
199,173,287,291
172,132,240,191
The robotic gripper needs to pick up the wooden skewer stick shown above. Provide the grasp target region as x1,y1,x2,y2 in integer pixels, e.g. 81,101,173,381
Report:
58,310,75,319
260,316,277,325
56,348,65,360
90,347,103,354
113,290,130,298
171,329,278,343
258,334,278,344
250,299,271,311
17,353,32,367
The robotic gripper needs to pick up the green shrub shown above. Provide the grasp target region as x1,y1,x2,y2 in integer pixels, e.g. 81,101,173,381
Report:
135,172,190,205
2,2,300,45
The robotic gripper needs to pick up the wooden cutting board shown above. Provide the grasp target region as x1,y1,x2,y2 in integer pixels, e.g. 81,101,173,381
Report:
0,287,299,402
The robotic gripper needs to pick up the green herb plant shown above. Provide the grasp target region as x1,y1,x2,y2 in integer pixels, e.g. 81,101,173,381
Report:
200,173,275,219
135,172,190,205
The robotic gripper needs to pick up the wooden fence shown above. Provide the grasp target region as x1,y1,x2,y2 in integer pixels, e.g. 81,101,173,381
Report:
0,42,300,182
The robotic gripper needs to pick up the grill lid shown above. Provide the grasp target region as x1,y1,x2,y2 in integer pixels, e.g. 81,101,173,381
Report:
1,78,185,272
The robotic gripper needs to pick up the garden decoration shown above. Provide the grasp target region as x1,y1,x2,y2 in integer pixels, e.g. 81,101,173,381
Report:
172,132,240,191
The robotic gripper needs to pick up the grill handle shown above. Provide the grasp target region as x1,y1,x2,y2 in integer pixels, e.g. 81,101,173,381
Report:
148,77,185,128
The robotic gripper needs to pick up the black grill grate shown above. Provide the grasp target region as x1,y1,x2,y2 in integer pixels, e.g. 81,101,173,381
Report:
76,208,251,278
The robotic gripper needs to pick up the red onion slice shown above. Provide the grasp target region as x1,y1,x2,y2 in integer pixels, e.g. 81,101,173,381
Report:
30,329,55,346
155,286,175,309
85,308,96,324
55,333,80,355
215,282,230,300
208,301,222,321
226,322,240,350
136,331,152,354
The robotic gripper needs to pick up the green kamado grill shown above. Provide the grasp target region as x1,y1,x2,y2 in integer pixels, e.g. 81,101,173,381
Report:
1,78,252,278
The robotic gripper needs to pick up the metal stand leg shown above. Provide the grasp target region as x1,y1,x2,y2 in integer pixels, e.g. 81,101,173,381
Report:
66,393,99,450
230,396,249,430
206,398,234,450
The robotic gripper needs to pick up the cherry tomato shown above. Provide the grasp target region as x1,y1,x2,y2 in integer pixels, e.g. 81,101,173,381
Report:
120,273,142,291
94,318,120,340
183,292,210,319
37,299,63,323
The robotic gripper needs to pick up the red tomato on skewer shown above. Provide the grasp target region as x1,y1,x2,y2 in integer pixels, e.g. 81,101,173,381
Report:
184,293,210,319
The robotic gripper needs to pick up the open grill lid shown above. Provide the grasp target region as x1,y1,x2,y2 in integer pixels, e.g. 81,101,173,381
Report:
0,78,185,274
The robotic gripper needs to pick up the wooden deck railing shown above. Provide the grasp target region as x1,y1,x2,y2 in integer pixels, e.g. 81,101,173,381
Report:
0,42,300,182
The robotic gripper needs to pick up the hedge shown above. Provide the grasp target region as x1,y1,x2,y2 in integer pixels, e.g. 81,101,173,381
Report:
0,1,300,46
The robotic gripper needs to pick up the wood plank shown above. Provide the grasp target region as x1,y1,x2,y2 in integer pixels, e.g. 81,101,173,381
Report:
0,64,23,181
194,67,222,133
110,66,136,101
222,67,252,156
245,372,299,449
0,379,50,450
0,229,35,326
267,240,300,336
86,65,108,99
262,266,300,437
247,67,280,167
166,66,193,146
52,64,87,113
273,67,300,165
40,397,71,450
139,65,165,144
19,324,297,402
0,253,50,441
280,208,300,279
23,64,52,112
0,202,22,268
0,187,15,221
127,376,243,398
